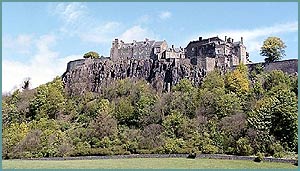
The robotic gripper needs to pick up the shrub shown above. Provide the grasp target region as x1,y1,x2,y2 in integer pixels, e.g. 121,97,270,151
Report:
22,151,33,159
88,148,113,156
202,144,218,154
236,138,253,156
268,142,284,157
111,146,127,155
254,152,264,162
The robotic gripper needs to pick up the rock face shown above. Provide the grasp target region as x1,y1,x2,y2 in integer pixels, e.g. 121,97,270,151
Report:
62,58,207,95
62,58,298,96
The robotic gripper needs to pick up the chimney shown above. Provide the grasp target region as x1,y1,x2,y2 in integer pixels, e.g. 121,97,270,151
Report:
241,37,243,44
232,39,234,43
225,36,227,41
172,45,174,49
199,37,202,41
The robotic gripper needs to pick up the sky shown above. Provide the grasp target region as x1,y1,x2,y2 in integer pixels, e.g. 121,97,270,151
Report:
2,2,298,93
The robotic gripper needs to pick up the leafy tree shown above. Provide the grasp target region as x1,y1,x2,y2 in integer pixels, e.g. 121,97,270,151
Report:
260,37,286,63
196,88,225,118
263,70,291,91
139,124,164,149
248,85,298,152
83,51,100,59
214,93,242,119
29,77,66,120
2,122,29,159
267,86,298,151
236,137,253,156
162,111,187,138
173,78,195,93
114,97,135,126
88,112,118,139
225,63,250,96
202,70,224,90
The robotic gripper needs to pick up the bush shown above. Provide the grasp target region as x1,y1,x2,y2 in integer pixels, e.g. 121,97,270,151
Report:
254,152,264,162
236,138,253,156
111,146,128,155
202,144,219,154
22,151,33,159
88,148,113,156
273,152,284,158
268,142,284,157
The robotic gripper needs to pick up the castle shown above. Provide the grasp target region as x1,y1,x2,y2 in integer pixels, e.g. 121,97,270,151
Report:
62,36,297,95
110,36,251,71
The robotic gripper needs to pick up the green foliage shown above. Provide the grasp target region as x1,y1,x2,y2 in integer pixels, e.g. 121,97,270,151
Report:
202,144,219,154
2,122,29,159
163,111,187,138
29,77,66,120
254,152,264,162
236,138,253,156
263,70,291,91
83,51,100,59
214,93,241,119
162,138,186,154
268,142,284,158
88,112,118,139
202,70,225,90
260,37,286,63
114,97,135,125
268,87,298,152
225,63,250,95
2,67,298,159
173,78,195,93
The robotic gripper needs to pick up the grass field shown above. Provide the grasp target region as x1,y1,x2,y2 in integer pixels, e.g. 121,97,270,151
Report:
2,158,297,169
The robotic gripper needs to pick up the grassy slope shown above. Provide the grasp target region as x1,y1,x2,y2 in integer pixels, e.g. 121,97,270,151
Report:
2,158,297,169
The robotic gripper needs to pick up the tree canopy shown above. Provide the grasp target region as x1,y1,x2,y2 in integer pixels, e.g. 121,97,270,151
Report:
83,51,100,59
260,37,286,63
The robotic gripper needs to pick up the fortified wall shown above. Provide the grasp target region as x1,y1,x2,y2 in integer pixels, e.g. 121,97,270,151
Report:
62,58,298,95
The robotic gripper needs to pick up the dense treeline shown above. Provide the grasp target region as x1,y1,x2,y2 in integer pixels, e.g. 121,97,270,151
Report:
2,64,298,159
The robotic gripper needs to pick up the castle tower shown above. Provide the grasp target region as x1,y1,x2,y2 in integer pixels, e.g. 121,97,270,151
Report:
238,37,247,64
110,38,119,61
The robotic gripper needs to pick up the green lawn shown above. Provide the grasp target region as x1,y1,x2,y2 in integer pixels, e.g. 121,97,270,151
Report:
2,158,297,169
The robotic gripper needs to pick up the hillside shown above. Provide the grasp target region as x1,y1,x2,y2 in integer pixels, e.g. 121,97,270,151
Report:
2,60,298,160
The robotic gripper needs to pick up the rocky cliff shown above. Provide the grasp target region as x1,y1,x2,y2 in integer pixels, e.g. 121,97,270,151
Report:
62,58,298,95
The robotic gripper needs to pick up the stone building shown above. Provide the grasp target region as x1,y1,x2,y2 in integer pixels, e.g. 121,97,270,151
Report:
110,36,251,72
110,38,168,61
185,36,250,71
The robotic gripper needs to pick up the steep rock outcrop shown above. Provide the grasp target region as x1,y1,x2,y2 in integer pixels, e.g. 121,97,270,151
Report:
62,58,298,95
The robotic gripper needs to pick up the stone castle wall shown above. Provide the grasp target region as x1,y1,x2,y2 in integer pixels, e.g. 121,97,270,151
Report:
231,59,298,75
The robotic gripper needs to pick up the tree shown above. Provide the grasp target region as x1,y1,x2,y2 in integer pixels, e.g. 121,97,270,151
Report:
225,63,250,96
83,51,100,59
247,85,298,152
202,70,224,90
162,111,187,138
88,113,118,139
22,77,31,90
29,77,66,120
260,37,286,63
